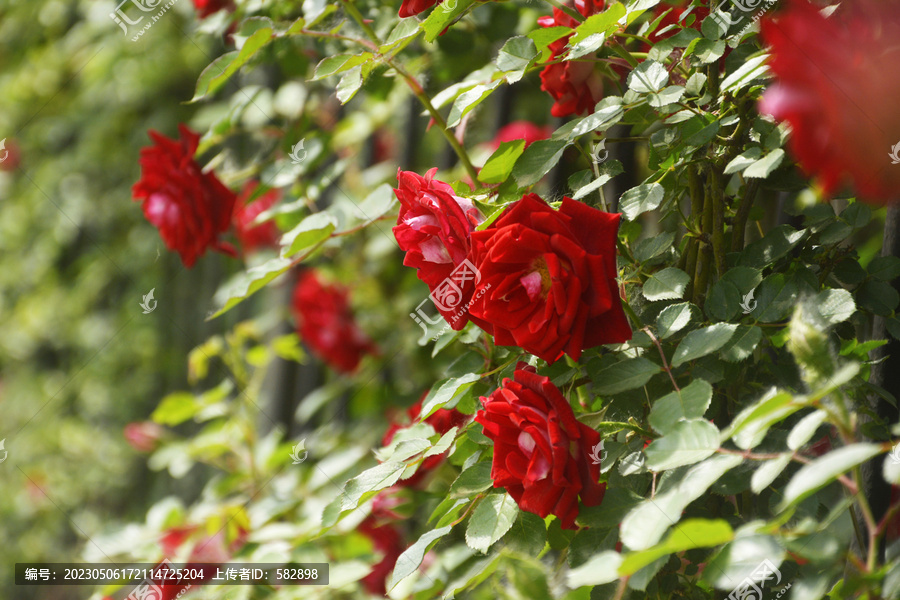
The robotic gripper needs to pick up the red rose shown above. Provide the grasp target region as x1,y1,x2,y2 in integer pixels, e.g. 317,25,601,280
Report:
358,508,406,595
474,364,604,529
490,121,552,150
291,270,377,373
468,194,632,362
759,0,900,203
393,169,485,329
132,125,237,268
124,421,164,453
193,0,234,18
382,394,469,487
399,0,440,18
538,0,606,117
232,182,281,252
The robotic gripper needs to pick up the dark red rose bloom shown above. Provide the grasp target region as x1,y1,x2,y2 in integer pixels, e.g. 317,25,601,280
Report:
382,394,469,487
490,121,552,150
393,169,486,329
232,182,281,252
538,0,606,117
760,0,900,203
193,0,234,18
475,364,604,530
132,125,237,268
399,0,440,17
468,194,632,363
124,421,164,453
358,506,406,595
291,270,377,373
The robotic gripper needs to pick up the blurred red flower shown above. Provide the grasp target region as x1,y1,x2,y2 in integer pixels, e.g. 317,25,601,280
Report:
291,270,377,373
0,137,21,171
232,182,281,252
382,394,469,487
475,363,605,530
490,121,552,150
357,508,406,595
124,421,164,453
399,0,440,18
132,125,237,268
538,0,606,117
193,0,234,19
760,0,900,203
468,194,632,363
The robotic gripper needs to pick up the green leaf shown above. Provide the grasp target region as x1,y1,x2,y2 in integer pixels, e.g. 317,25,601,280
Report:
566,551,623,587
656,302,698,339
152,392,200,426
589,356,660,395
512,139,570,187
720,53,770,93
743,149,785,179
753,273,800,323
883,454,900,485
466,493,519,553
571,160,625,200
421,373,481,419
479,139,526,184
688,39,726,64
504,511,547,556
620,182,665,221
787,410,828,451
336,65,364,104
421,0,477,42
649,379,713,435
340,461,407,512
312,53,372,80
576,488,644,529
858,279,900,316
620,454,743,550
633,231,675,263
649,85,685,108
280,212,337,257
192,28,273,101
527,26,571,61
568,3,627,51
209,256,294,319
450,462,494,497
723,388,802,450
643,267,690,301
627,60,669,93
644,419,720,471
815,288,855,325
868,255,900,281
380,18,421,54
724,147,762,175
702,529,785,589
620,519,733,575
424,426,459,459
388,525,453,590
719,325,762,362
496,36,538,82
779,444,884,511
352,183,397,223
751,453,793,493
738,225,806,269
448,80,502,128
671,323,738,367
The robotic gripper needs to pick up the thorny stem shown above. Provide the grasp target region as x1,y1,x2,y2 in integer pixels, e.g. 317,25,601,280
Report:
643,327,680,392
732,179,758,251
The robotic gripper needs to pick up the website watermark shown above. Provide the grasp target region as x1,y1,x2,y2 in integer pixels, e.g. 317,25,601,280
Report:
140,288,157,314
410,259,491,342
710,0,777,37
110,0,182,42
740,287,757,315
728,559,791,600
290,439,308,464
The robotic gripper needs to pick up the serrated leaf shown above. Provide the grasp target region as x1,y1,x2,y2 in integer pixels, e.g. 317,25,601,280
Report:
388,525,453,590
721,53,770,92
868,255,900,281
192,28,273,101
340,461,407,512
816,288,855,325
649,85,685,108
424,426,459,459
336,65,364,104
620,182,665,221
421,0,477,41
628,60,669,93
744,149,785,179
479,139,526,184
571,160,624,200
620,454,743,550
643,267,690,301
568,3,627,54
719,325,762,362
633,231,675,262
497,36,538,82
210,256,294,319
724,147,762,175
620,519,733,575
657,302,697,338
649,379,713,434
448,80,502,127
779,444,884,511
312,53,372,80
504,511,547,556
511,139,570,187
672,323,738,367
380,18,420,53
644,419,720,471
590,356,660,395
421,373,481,419
450,462,494,497
466,493,519,553
751,453,793,493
